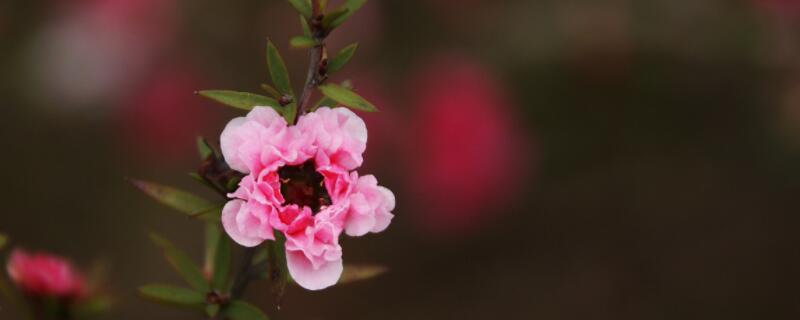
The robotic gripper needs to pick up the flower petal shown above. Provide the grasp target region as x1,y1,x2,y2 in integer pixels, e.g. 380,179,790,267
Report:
296,107,367,171
221,199,274,247
343,174,395,236
285,250,343,291
220,107,291,174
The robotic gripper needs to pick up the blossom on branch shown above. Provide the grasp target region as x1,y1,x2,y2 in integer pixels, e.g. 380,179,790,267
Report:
220,106,394,290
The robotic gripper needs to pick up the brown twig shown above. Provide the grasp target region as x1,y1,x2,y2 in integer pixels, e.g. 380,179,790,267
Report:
294,0,330,123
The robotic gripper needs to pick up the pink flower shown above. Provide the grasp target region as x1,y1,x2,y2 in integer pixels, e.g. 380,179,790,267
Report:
405,54,529,235
220,107,394,290
6,249,86,299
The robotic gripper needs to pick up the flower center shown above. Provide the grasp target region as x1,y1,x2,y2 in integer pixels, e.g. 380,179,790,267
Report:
278,160,331,213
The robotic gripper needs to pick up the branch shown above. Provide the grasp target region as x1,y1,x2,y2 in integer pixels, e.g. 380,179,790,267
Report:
219,0,336,308
295,1,330,123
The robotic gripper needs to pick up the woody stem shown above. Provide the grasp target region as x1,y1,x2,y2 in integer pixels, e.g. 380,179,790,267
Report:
294,0,329,123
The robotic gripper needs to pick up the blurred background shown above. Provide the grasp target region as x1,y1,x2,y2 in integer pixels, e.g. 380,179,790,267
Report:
2,0,800,318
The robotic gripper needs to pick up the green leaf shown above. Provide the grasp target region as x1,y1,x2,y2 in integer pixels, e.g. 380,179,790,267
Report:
196,137,213,160
313,81,351,110
224,300,269,320
252,246,270,266
312,96,338,110
284,101,298,124
328,0,367,29
290,35,316,49
206,304,220,317
149,233,210,292
318,83,377,112
72,295,113,318
139,284,205,307
327,43,358,74
339,264,387,284
198,90,281,112
322,7,349,29
211,230,231,291
129,179,215,216
225,175,242,192
188,172,217,191
266,40,294,96
266,234,289,300
260,83,281,99
189,204,224,221
204,223,220,278
0,233,7,250
287,0,312,19
299,15,311,37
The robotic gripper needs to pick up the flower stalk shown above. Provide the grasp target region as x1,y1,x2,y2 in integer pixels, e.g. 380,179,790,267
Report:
295,1,330,122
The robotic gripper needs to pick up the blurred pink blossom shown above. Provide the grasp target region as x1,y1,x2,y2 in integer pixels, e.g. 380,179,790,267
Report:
755,0,800,19
28,0,178,109
6,249,86,299
220,107,394,290
119,66,215,163
406,54,530,235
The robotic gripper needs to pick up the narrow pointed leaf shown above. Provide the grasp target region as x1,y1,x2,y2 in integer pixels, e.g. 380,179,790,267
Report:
314,80,351,110
287,0,312,18
73,295,113,318
206,304,220,317
290,35,316,49
284,101,298,124
252,246,270,266
327,43,358,74
329,0,367,28
197,90,281,112
189,204,224,222
224,300,269,320
149,233,209,292
267,233,289,301
260,83,281,99
339,264,387,284
188,172,216,191
318,83,377,112
0,233,6,250
129,179,214,216
204,223,220,277
322,8,349,29
299,15,311,36
211,230,231,291
225,175,242,193
139,284,205,307
266,41,294,96
312,96,338,110
196,137,212,160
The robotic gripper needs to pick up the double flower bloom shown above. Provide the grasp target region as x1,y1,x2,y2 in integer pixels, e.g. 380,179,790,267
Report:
220,106,395,290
